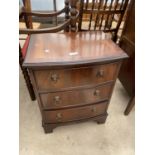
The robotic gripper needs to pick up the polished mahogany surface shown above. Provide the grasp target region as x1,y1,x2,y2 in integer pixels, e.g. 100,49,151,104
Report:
43,101,108,123
34,62,119,91
23,31,128,133
40,83,113,109
24,32,127,67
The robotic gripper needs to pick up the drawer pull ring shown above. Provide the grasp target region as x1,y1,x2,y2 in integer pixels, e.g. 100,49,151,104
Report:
96,70,104,78
56,113,62,122
51,74,59,82
54,96,60,104
94,90,100,96
91,107,97,113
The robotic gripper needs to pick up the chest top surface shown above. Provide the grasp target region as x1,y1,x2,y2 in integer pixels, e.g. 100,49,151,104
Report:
23,32,128,67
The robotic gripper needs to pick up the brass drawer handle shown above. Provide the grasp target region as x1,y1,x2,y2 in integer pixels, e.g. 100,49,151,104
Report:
96,70,104,78
56,113,62,122
53,96,61,104
91,107,97,113
51,74,59,82
94,90,100,96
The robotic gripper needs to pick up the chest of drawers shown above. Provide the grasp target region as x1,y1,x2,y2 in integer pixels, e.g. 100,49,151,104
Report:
23,32,128,133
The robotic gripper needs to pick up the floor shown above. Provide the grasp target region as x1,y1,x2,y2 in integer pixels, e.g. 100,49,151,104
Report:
19,69,135,155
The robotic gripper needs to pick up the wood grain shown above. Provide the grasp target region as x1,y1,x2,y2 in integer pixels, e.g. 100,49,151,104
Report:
118,0,135,115
34,62,119,91
23,32,128,67
43,101,108,123
23,31,128,132
40,83,113,109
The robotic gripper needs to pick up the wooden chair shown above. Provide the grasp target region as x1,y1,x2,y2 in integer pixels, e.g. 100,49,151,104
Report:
77,0,129,42
19,0,79,100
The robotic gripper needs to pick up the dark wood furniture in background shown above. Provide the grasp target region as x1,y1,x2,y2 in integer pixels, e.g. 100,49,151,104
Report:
19,0,79,33
118,0,135,115
20,0,79,31
22,0,33,28
77,0,129,42
19,44,36,100
21,0,130,41
23,32,128,133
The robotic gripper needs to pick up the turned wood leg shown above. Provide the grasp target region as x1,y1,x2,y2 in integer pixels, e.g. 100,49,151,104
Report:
112,32,117,43
21,66,36,101
124,96,135,115
19,46,36,101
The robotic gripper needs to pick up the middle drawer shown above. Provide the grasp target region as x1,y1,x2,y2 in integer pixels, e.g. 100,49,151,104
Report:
40,83,113,109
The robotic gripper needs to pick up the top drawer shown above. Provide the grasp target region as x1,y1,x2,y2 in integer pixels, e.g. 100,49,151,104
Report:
34,62,120,91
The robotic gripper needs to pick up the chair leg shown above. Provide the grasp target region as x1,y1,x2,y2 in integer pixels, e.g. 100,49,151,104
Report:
124,96,135,115
20,66,36,101
19,45,36,101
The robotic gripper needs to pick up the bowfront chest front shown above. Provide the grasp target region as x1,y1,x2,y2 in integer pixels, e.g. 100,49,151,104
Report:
23,32,128,133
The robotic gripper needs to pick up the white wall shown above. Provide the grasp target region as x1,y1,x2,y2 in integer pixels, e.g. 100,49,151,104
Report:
21,0,124,11
30,0,64,11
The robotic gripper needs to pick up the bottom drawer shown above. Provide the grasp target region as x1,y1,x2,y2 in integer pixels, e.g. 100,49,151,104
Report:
43,101,108,123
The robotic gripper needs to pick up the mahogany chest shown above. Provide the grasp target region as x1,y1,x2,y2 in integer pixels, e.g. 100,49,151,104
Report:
23,32,128,133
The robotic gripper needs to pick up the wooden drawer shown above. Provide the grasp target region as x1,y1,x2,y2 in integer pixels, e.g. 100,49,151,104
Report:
43,101,108,123
34,62,119,91
40,84,113,109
